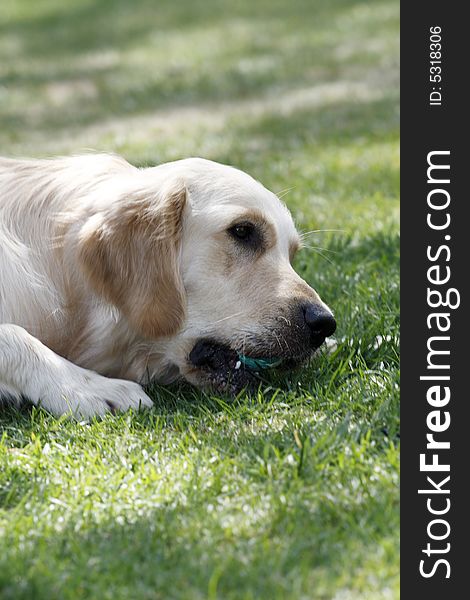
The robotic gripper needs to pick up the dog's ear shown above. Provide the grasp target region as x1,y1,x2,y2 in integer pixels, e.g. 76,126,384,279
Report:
78,179,187,339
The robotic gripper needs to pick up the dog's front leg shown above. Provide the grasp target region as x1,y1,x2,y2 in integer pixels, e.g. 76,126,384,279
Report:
0,324,153,418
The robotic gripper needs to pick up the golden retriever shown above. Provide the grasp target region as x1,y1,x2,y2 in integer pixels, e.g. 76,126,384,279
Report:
0,154,336,417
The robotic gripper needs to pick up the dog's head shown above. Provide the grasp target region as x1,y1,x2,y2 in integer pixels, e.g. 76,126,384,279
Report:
78,158,335,392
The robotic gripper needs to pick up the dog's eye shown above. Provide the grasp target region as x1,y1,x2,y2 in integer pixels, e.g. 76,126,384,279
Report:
227,221,266,253
228,223,255,241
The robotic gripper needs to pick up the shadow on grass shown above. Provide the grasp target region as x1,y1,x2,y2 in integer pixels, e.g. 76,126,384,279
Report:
0,0,398,139
1,392,398,599
1,0,360,60
0,488,398,600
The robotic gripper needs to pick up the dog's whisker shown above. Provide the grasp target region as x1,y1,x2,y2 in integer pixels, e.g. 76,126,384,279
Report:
299,229,345,239
275,186,297,199
273,330,286,353
281,332,291,353
301,244,340,255
211,311,245,325
242,333,247,361
306,248,335,265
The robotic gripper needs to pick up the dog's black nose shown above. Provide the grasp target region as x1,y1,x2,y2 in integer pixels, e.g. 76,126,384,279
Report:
303,304,336,338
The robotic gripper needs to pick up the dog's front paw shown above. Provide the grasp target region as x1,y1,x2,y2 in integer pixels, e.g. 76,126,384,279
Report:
27,366,153,418
94,378,154,416
0,324,154,418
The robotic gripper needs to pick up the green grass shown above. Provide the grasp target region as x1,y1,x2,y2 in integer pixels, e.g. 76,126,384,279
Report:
0,0,399,598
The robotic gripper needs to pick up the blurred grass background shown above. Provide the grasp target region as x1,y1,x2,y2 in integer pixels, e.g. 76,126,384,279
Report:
0,1,399,599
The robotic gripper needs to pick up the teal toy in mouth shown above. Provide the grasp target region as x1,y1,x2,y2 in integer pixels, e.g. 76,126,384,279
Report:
237,354,283,370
